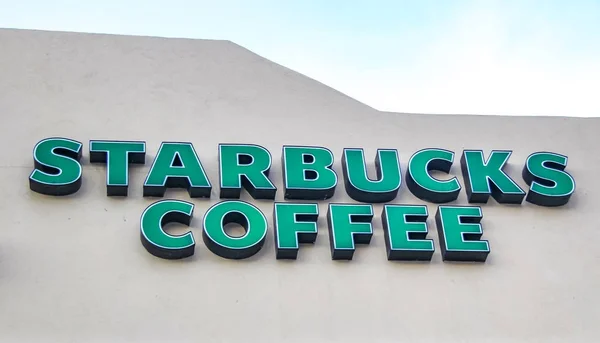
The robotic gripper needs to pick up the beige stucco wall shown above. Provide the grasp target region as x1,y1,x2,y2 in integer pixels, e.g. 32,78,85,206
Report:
1,28,599,342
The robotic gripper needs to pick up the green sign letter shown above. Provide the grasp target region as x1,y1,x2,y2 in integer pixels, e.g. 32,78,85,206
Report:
522,152,575,207
406,148,461,203
143,142,212,198
29,137,83,196
140,199,195,259
435,206,489,262
327,204,373,260
219,144,277,199
273,203,319,259
90,140,146,196
282,146,338,200
461,150,525,204
382,205,434,261
342,148,401,203
202,200,268,259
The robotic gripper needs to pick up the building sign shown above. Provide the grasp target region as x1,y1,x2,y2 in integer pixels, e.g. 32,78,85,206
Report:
28,138,576,263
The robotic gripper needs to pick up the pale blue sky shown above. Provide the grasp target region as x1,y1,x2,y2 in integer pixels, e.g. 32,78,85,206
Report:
1,0,599,116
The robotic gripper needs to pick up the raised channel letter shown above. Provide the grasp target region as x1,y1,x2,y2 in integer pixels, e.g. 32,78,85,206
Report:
406,148,461,203
219,144,277,199
29,137,83,196
202,200,268,259
342,148,402,203
460,150,525,204
90,140,146,196
143,142,212,198
522,152,575,207
282,145,338,200
435,206,489,263
382,205,434,261
140,199,195,259
327,204,374,260
273,203,319,260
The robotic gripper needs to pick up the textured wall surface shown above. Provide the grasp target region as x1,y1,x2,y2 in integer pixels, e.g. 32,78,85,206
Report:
1,28,599,343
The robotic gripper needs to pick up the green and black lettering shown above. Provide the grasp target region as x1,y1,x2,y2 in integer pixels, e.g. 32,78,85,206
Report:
89,140,146,196
342,148,402,203
282,145,338,200
273,203,319,260
140,199,195,259
202,200,268,259
382,205,434,261
460,150,525,204
143,142,212,198
29,137,83,196
327,204,373,260
219,144,277,199
522,152,575,207
406,148,461,203
435,206,489,262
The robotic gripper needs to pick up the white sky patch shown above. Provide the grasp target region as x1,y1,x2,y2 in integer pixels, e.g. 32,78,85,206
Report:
288,2,600,117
